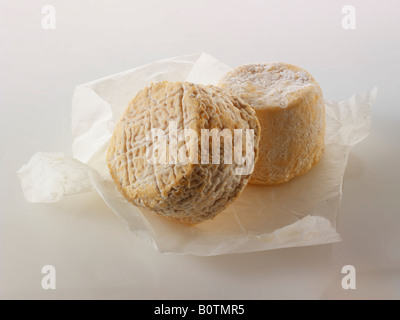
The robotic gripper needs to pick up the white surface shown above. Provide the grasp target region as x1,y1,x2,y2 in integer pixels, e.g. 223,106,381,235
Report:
1,0,399,299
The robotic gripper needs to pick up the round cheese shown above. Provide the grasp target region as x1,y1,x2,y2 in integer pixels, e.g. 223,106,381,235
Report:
218,63,325,185
107,81,260,224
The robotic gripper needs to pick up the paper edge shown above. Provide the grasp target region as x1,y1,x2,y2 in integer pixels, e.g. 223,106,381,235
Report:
76,52,205,88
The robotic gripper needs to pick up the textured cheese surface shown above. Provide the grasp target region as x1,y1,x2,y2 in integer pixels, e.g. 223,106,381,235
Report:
218,63,325,185
107,81,260,224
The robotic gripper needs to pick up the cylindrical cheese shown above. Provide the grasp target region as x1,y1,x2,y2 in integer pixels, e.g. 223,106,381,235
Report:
218,63,325,185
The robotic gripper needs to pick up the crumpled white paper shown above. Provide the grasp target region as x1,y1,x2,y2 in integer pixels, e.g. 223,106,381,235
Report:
17,53,377,256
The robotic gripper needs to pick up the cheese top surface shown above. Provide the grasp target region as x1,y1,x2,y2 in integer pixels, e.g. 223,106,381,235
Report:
219,63,315,108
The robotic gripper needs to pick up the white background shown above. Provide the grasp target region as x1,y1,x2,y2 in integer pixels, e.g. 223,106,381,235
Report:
1,0,400,299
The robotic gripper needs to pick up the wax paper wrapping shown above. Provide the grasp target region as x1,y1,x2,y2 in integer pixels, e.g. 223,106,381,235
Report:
17,53,377,256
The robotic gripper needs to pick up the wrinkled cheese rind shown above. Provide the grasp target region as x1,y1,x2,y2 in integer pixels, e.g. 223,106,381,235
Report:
107,81,260,224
